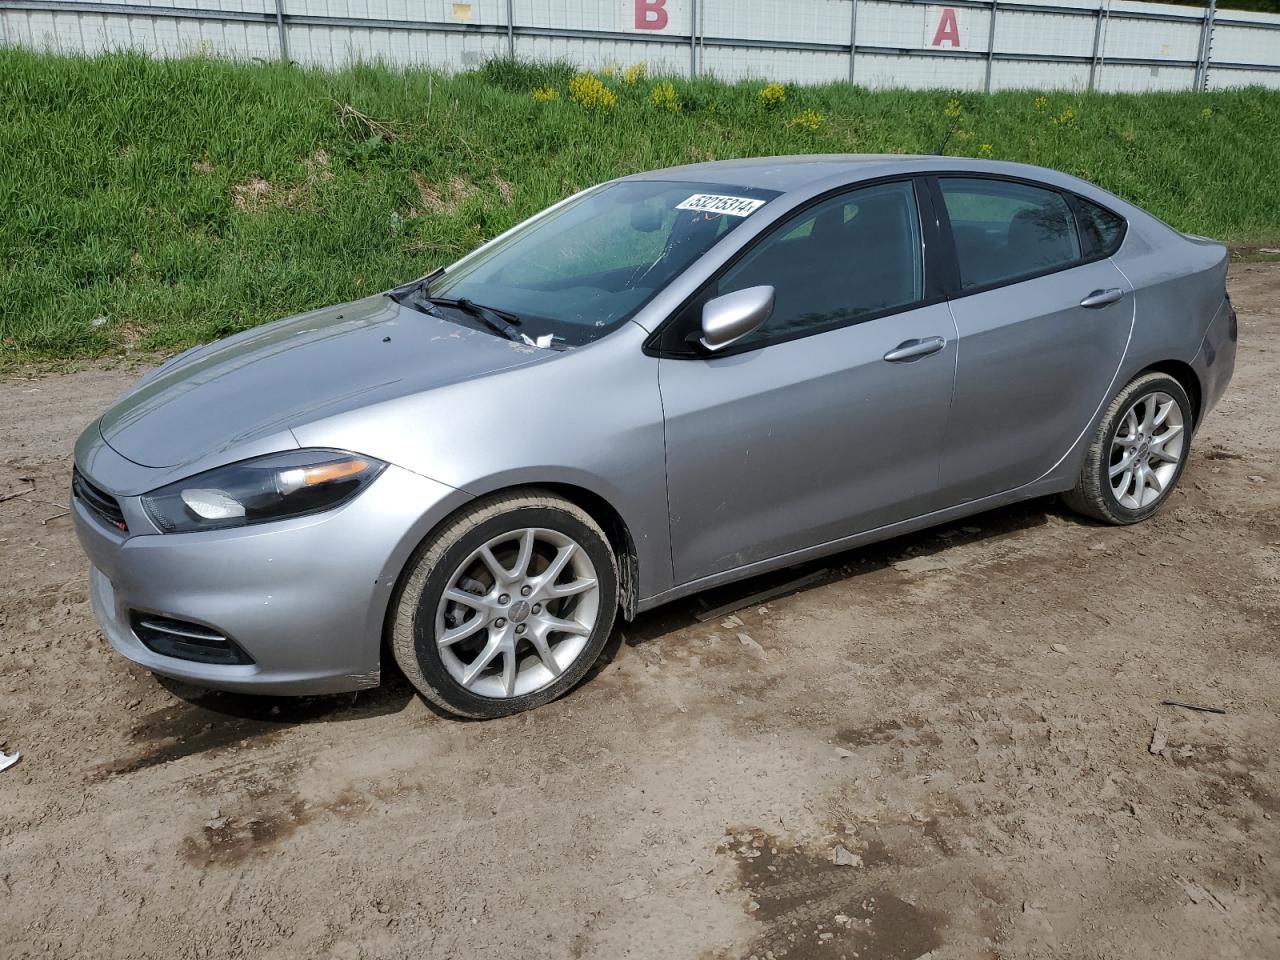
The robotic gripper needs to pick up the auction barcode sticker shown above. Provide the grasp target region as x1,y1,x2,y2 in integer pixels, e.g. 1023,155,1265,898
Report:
676,194,767,217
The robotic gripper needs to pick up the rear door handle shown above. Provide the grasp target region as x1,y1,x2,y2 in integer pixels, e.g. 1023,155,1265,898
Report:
883,336,946,363
1080,287,1125,308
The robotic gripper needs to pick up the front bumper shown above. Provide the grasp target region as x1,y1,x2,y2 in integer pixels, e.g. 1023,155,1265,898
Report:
74,457,466,696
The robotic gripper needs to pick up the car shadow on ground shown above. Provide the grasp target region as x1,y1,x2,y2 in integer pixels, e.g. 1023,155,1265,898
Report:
97,673,418,777
108,495,1065,772
603,494,1065,658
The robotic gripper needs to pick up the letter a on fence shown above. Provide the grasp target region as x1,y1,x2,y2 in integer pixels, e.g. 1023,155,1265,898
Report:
928,7,964,48
636,0,669,30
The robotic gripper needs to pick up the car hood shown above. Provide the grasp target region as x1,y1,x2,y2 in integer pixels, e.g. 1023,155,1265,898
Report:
99,294,547,468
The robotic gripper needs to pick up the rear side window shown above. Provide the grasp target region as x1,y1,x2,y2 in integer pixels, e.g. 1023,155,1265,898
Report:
939,178,1081,290
1072,196,1126,258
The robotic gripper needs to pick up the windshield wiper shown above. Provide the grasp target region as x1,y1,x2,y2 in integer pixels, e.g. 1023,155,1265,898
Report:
424,297,525,343
415,267,444,297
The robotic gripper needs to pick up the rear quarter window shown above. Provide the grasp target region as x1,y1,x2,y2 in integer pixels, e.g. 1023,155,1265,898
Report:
1072,197,1127,259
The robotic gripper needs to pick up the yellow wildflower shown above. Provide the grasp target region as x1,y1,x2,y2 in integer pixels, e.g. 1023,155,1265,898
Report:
787,109,825,132
624,63,648,86
944,98,962,118
759,82,787,108
568,73,618,111
1200,107,1213,118
531,85,559,103
979,143,993,157
650,82,681,112
1034,95,1047,111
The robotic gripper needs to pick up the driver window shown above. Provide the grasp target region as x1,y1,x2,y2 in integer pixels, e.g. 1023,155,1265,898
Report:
717,180,924,347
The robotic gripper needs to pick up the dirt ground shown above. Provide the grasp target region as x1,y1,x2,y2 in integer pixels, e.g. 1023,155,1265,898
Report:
1,265,1277,960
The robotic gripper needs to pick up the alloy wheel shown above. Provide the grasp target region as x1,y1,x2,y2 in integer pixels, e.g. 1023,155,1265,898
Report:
434,527,601,699
1109,391,1186,510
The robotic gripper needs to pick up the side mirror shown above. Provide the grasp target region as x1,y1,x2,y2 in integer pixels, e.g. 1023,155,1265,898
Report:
699,285,774,352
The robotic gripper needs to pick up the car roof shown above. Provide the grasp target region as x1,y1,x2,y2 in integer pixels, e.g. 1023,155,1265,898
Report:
622,154,1096,197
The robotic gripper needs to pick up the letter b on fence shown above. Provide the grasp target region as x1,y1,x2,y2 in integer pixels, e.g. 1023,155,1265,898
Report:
635,0,669,30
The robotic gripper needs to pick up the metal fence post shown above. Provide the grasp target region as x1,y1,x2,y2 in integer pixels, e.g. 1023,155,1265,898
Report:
848,0,859,84
691,0,699,78
983,0,998,93
274,0,288,62
506,0,514,58
1194,0,1218,91
1204,0,1218,90
1087,2,1104,90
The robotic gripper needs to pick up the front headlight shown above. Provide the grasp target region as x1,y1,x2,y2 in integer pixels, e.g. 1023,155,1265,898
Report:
141,449,386,533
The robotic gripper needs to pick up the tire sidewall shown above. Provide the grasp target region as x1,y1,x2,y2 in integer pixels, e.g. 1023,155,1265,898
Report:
1096,375,1192,523
406,504,617,718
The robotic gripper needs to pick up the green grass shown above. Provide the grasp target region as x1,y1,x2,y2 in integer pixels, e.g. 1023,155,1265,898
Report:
2,49,1278,362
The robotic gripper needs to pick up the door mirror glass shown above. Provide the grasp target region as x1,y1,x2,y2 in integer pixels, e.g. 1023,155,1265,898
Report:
700,286,775,352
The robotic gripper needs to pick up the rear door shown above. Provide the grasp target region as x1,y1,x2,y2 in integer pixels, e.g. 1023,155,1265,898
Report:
933,176,1133,503
658,179,959,585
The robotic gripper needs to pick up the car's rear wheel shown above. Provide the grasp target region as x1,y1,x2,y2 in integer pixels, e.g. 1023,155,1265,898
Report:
390,490,618,718
1063,371,1193,525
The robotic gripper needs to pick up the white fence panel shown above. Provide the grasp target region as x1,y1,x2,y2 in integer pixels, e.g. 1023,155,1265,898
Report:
1,0,1278,90
513,0,691,34
104,0,271,9
995,9,1096,60
1209,66,1280,87
991,58,1092,91
1212,14,1280,70
856,52,989,89
1102,8,1203,64
0,7,280,58
698,46,850,84
285,22,506,67
700,0,849,46
280,0,507,25
1096,60,1198,91
857,0,994,53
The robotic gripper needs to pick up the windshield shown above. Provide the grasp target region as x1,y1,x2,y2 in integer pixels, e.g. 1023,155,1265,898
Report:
424,180,779,347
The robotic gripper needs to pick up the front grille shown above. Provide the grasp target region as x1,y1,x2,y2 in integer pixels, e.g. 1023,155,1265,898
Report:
72,468,128,532
130,613,254,666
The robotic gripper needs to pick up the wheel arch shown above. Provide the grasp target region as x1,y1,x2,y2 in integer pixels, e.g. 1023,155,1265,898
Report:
1141,359,1202,429
382,479,643,635
534,481,641,621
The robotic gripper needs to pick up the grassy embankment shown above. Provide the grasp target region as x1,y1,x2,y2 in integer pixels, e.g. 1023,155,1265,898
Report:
2,50,1278,362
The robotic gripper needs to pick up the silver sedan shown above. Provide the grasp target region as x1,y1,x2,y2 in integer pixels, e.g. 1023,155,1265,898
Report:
72,156,1237,717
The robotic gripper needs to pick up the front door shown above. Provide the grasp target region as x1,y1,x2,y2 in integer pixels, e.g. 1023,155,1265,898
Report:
659,180,959,585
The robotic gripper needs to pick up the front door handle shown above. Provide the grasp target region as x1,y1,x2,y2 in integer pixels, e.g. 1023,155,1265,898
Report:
883,336,946,363
1080,287,1125,308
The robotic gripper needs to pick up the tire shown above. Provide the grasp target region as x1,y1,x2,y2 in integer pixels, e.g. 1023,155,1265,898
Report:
1062,371,1193,525
390,490,618,719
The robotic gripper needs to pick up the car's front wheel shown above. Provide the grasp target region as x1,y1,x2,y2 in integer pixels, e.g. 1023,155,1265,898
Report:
1063,371,1193,525
390,490,618,718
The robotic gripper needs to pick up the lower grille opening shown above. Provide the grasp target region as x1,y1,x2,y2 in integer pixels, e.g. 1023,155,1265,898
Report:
130,613,254,666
